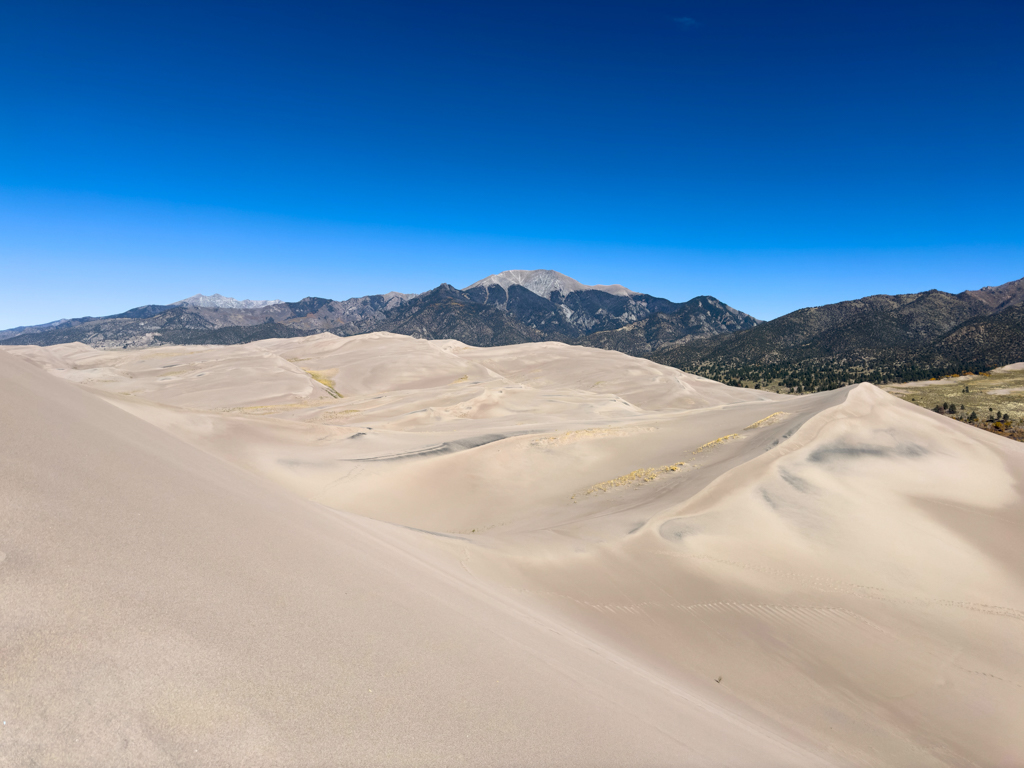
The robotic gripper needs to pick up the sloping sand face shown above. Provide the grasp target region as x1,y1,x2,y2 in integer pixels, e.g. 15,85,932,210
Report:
0,346,814,766
4,334,1024,765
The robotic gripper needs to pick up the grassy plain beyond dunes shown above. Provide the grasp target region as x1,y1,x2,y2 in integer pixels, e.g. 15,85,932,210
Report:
885,365,1024,441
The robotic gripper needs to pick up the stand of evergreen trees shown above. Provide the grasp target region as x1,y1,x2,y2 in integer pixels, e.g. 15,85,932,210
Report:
681,358,988,393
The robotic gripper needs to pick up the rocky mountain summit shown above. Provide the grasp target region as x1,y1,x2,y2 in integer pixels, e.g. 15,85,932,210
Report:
464,269,635,299
964,276,1024,312
173,293,283,309
0,270,757,351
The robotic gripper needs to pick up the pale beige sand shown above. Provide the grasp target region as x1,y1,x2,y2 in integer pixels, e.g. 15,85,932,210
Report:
0,347,815,766
5,334,1024,765
989,386,1024,395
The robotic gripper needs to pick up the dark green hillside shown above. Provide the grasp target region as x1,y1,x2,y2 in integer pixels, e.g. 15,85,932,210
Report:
576,297,760,356
155,322,314,345
364,284,547,346
925,306,1024,371
654,288,1023,392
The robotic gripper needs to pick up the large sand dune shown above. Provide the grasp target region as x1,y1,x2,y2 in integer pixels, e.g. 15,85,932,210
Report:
3,333,1023,765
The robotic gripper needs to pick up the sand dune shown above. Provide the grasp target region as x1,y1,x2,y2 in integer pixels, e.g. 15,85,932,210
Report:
4,333,1023,765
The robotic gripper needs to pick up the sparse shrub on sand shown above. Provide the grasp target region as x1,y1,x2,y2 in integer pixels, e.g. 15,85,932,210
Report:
744,412,788,430
887,366,1024,442
304,369,343,398
577,461,689,497
693,434,740,453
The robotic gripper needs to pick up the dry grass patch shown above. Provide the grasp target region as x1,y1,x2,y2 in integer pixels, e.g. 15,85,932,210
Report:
221,402,320,416
577,461,688,498
304,369,342,398
533,427,652,447
316,409,362,422
885,367,1024,442
744,412,788,430
693,434,740,453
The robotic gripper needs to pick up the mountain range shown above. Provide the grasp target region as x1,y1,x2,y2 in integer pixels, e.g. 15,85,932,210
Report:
0,270,757,351
2,270,1022,390
173,293,284,310
652,278,1024,390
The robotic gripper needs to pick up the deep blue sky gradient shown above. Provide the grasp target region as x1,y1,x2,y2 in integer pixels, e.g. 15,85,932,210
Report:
2,1,1022,327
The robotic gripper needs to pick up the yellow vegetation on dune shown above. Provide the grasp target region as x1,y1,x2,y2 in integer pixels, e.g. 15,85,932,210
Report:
221,402,321,416
573,430,747,499
303,369,343,398
534,427,620,446
579,461,688,497
310,408,363,423
533,426,656,447
744,412,788,430
693,434,740,453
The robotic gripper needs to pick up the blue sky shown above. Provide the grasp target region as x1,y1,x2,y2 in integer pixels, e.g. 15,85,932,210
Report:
2,1,1022,328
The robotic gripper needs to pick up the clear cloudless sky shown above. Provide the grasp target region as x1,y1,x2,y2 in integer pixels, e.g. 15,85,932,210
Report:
1,0,1022,328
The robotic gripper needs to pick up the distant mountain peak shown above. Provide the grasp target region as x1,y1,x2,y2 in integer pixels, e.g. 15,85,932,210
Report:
173,293,283,309
465,269,636,300
380,291,418,302
964,276,1024,311
1,274,755,352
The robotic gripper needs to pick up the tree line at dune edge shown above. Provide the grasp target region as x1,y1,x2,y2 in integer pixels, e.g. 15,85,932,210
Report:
672,359,996,393
931,401,1022,442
